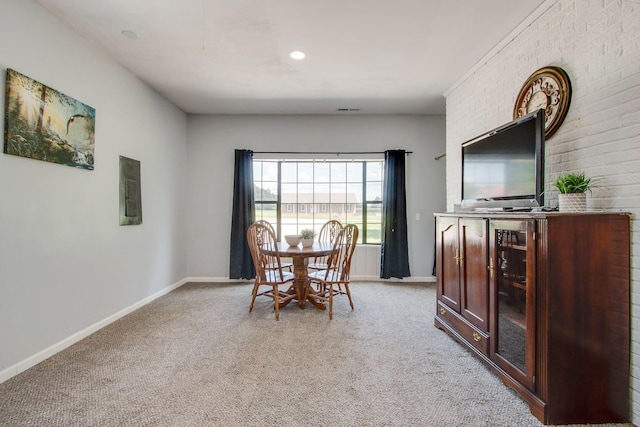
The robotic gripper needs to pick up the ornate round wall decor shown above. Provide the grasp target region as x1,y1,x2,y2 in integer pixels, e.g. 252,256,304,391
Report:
513,66,572,139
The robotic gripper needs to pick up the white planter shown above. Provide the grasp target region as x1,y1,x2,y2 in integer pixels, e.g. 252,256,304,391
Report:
558,193,586,212
301,238,314,247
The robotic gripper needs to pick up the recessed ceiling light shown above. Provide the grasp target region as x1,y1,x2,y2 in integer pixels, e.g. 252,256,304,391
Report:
121,30,138,40
289,50,306,60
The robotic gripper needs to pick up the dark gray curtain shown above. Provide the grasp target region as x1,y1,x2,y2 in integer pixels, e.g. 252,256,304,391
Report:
229,149,256,280
380,149,411,279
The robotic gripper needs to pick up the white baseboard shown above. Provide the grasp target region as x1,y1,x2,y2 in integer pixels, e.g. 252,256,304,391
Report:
183,276,436,283
183,277,253,283
370,276,435,283
351,275,436,283
0,278,189,384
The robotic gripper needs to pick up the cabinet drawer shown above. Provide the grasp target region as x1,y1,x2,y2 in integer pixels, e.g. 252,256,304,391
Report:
437,302,489,355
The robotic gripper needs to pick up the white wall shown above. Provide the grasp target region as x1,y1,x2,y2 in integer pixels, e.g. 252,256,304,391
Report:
444,0,640,422
0,0,187,379
186,114,446,279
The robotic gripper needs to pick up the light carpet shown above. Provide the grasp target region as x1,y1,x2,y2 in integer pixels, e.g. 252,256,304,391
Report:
0,282,634,426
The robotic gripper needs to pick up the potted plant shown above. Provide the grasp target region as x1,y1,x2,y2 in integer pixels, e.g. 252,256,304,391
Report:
552,171,595,212
299,228,317,247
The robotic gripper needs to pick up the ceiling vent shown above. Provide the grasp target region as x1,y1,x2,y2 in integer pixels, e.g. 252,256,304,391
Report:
337,108,360,112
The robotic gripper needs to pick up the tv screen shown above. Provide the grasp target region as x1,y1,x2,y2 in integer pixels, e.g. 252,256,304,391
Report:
461,110,545,209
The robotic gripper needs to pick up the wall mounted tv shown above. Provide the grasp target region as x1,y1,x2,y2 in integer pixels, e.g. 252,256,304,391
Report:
461,109,545,210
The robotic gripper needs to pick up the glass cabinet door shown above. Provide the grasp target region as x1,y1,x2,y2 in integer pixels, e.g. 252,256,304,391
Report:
489,219,536,391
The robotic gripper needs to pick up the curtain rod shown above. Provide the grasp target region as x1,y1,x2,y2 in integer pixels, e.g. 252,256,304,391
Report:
251,150,412,155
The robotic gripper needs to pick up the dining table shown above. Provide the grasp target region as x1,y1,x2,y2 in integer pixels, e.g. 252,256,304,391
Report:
264,241,335,309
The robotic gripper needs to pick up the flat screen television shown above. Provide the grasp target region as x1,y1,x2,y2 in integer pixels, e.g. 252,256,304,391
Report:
461,109,545,210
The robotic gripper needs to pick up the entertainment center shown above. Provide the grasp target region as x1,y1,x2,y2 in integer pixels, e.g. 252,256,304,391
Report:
434,211,630,424
435,111,631,424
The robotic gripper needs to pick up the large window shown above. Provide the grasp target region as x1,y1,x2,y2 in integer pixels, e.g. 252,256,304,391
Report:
253,159,383,244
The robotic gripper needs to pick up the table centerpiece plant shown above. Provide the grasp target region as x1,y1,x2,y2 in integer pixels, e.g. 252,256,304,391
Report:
299,228,317,247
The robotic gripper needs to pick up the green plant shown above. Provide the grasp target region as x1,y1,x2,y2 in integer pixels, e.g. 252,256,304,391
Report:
552,172,595,194
299,228,317,239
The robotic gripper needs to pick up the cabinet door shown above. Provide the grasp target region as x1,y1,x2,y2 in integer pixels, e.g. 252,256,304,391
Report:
459,218,489,331
436,217,460,311
489,219,536,391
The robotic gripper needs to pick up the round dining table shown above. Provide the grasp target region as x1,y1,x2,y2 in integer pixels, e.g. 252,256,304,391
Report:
267,241,334,309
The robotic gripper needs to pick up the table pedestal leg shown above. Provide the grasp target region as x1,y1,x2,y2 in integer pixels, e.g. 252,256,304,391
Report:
292,257,326,310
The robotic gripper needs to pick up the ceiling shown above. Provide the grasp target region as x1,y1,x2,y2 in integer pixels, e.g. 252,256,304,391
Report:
35,0,547,115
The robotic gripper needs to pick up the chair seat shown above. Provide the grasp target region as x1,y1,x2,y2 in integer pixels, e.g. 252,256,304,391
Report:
264,270,295,283
266,262,293,271
308,262,328,271
308,269,344,283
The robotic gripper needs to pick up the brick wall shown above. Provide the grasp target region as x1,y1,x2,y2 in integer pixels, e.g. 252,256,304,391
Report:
444,0,640,422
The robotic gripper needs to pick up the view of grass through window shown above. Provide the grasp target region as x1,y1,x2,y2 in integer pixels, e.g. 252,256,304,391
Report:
253,159,384,244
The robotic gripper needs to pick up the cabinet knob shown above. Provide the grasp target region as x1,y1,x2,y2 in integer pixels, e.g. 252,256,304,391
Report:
473,332,482,342
440,307,446,315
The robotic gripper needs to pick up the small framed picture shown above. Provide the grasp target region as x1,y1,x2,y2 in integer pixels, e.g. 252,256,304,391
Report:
119,156,142,225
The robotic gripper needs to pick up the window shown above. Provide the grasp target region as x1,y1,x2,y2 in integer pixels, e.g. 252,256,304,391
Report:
253,159,383,244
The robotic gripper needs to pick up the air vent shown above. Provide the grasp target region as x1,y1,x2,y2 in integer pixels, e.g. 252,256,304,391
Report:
337,108,361,112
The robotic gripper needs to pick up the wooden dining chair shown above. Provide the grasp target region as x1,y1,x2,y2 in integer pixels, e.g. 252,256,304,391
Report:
255,220,293,272
247,222,296,320
308,224,358,319
308,219,343,271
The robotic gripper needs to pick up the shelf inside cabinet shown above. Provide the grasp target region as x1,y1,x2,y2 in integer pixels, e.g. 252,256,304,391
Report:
499,243,526,251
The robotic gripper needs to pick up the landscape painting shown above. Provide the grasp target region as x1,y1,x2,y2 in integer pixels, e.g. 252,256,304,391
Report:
4,68,96,170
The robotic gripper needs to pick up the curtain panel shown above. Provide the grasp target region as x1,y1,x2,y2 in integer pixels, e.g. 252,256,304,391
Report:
380,149,411,279
229,149,256,280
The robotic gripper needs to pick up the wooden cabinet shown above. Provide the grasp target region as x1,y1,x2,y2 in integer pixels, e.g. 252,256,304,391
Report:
436,217,490,355
434,212,630,425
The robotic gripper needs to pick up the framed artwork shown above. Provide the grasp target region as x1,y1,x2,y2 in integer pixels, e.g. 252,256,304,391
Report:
4,68,96,170
119,156,142,225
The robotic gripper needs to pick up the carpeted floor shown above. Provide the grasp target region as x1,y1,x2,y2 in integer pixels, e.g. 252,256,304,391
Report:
0,282,634,426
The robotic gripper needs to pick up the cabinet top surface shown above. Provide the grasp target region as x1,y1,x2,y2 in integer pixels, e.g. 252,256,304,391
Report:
435,210,631,219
